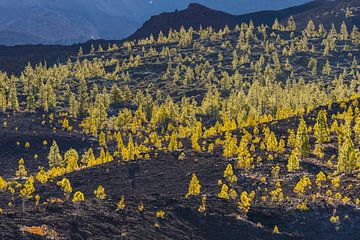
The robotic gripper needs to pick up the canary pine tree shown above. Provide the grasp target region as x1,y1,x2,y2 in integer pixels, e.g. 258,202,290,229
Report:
72,191,85,203
286,16,296,31
0,89,6,112
314,110,330,144
15,158,28,179
57,178,72,200
185,173,201,198
337,136,358,174
99,131,107,147
296,118,310,157
223,132,237,157
168,131,179,151
287,150,300,172
223,164,234,179
48,141,63,168
117,196,125,210
64,148,79,172
26,91,36,112
218,184,230,199
94,185,106,200
7,83,19,111
20,176,35,212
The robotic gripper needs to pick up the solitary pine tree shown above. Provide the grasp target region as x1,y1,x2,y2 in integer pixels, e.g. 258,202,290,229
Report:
185,173,201,198
48,141,63,168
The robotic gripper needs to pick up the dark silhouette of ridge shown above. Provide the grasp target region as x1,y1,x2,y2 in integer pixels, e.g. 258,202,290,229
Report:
0,39,121,75
128,1,331,40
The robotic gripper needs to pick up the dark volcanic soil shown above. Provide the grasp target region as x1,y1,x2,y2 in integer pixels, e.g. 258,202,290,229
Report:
0,149,359,239
0,106,360,239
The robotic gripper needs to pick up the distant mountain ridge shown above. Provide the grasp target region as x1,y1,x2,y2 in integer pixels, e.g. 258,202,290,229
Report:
128,1,333,40
0,0,140,45
0,0,314,46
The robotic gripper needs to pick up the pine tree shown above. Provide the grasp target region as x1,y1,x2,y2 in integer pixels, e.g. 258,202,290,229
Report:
39,82,56,112
78,78,89,117
16,158,28,179
322,59,332,76
110,84,122,105
72,191,85,203
78,47,84,56
337,136,358,174
340,21,349,41
168,131,179,151
8,84,19,111
351,25,359,44
64,148,79,172
296,118,310,157
185,173,201,198
266,131,278,152
57,178,73,200
318,24,327,36
0,89,6,112
48,140,63,168
218,184,229,199
232,50,238,70
19,176,35,212
223,164,234,179
117,196,125,210
305,19,316,37
287,150,300,172
314,109,330,144
308,58,317,76
26,91,36,112
94,185,106,200
286,16,296,31
272,19,280,30
69,93,79,117
99,131,107,147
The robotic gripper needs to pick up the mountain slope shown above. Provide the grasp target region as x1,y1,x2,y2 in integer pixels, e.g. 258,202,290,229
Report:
292,0,360,29
129,1,332,40
0,0,139,45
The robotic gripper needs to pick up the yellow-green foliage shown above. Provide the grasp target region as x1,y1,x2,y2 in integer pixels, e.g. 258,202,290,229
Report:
218,184,229,199
117,196,125,210
294,176,311,196
287,150,300,172
185,173,201,198
72,191,85,203
94,185,106,200
57,178,73,200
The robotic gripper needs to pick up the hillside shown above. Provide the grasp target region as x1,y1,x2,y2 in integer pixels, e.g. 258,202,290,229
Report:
0,39,122,75
129,1,330,40
0,17,359,239
292,0,360,29
0,0,332,75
